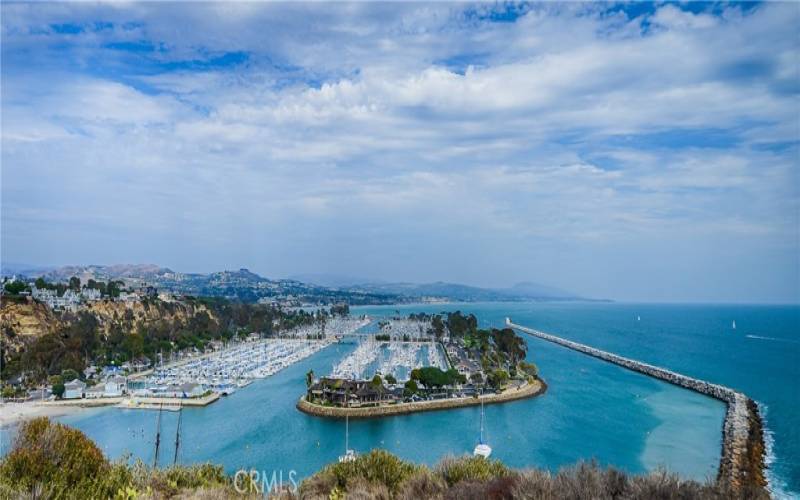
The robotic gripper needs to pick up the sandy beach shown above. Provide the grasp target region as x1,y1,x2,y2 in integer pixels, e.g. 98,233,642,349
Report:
0,401,108,429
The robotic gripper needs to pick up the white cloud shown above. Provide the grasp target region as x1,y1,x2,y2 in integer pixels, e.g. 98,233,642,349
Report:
1,2,798,301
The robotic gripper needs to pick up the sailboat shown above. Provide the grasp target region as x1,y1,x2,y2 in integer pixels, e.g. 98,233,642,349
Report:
637,315,641,322
473,400,492,458
338,415,356,463
732,320,737,330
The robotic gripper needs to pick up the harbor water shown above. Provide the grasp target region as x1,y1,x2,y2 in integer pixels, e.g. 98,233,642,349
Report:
17,303,799,496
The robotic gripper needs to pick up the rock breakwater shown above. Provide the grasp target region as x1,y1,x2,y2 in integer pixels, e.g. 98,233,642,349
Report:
507,319,766,493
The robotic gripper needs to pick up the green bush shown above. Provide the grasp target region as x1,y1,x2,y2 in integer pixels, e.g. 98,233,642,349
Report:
435,455,510,486
318,449,419,494
0,418,232,499
0,417,117,496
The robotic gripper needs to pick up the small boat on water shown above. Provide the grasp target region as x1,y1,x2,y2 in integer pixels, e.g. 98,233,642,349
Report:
473,400,492,458
732,320,737,330
339,415,357,463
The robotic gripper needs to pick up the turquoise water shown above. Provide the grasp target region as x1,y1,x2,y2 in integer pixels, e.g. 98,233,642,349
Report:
11,303,798,495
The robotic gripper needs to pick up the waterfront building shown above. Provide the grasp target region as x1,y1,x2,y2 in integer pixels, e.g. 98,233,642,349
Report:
63,379,86,399
307,377,402,407
104,376,127,397
85,385,106,399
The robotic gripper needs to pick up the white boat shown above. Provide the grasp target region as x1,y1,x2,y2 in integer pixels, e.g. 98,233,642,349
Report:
473,400,492,458
637,315,641,321
339,416,357,463
732,320,736,330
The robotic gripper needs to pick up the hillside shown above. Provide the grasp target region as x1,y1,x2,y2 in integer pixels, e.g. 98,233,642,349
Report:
0,296,308,386
342,280,589,302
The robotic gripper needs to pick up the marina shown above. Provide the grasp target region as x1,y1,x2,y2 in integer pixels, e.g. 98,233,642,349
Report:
127,317,369,403
331,337,447,382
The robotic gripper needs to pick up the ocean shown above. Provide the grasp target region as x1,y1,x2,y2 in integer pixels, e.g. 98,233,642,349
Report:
14,303,798,496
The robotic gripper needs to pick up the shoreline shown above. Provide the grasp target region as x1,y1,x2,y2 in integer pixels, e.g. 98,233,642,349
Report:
297,378,546,419
0,401,109,429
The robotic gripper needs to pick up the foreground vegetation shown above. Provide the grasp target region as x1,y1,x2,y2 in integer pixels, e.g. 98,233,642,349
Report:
0,418,767,499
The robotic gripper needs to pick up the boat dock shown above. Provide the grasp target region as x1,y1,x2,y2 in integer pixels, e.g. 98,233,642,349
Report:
116,392,220,410
506,318,767,493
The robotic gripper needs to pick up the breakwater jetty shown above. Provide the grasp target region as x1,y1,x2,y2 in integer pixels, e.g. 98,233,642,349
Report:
506,319,767,493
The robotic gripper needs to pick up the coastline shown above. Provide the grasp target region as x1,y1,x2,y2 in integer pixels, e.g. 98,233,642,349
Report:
0,400,110,429
297,378,546,419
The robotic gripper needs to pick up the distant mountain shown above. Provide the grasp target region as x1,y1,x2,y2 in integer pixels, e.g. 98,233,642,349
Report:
342,280,589,302
11,264,398,305
0,262,56,277
38,264,173,282
503,281,576,299
6,264,597,304
289,273,382,288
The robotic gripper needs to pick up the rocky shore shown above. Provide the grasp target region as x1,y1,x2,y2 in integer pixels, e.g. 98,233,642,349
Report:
297,378,546,419
507,319,767,494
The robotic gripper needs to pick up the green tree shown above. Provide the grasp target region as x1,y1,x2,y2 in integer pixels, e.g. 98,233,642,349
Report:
403,379,418,396
371,374,383,388
488,369,509,389
306,369,315,388
52,383,65,399
61,369,80,382
519,361,538,378
385,374,397,385
3,280,27,295
69,276,81,291
34,277,48,289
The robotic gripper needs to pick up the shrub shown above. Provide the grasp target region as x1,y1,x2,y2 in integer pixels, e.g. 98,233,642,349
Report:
435,455,510,487
318,449,419,494
0,417,117,496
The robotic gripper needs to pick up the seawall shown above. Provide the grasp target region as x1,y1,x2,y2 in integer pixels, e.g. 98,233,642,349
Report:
297,379,546,419
506,319,767,493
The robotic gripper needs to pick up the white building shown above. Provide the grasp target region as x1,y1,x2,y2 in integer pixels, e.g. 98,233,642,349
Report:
104,376,127,397
81,287,102,301
85,385,106,399
63,379,86,399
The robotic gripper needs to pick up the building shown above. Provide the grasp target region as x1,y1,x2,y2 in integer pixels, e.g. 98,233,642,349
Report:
118,292,140,303
104,376,127,397
31,286,81,311
85,385,106,399
81,287,102,301
307,377,401,408
63,379,86,399
179,382,205,398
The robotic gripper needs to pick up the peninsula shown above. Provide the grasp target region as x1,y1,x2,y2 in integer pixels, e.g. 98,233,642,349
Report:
297,312,544,419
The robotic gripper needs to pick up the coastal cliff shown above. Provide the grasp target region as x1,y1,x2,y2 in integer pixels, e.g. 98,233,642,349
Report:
507,320,767,495
1,297,218,352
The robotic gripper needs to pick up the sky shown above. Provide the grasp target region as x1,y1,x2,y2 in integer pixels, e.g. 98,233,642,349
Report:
1,1,798,303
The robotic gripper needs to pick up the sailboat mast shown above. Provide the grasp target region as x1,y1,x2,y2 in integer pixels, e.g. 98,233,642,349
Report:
479,401,484,443
153,403,163,467
173,403,183,465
